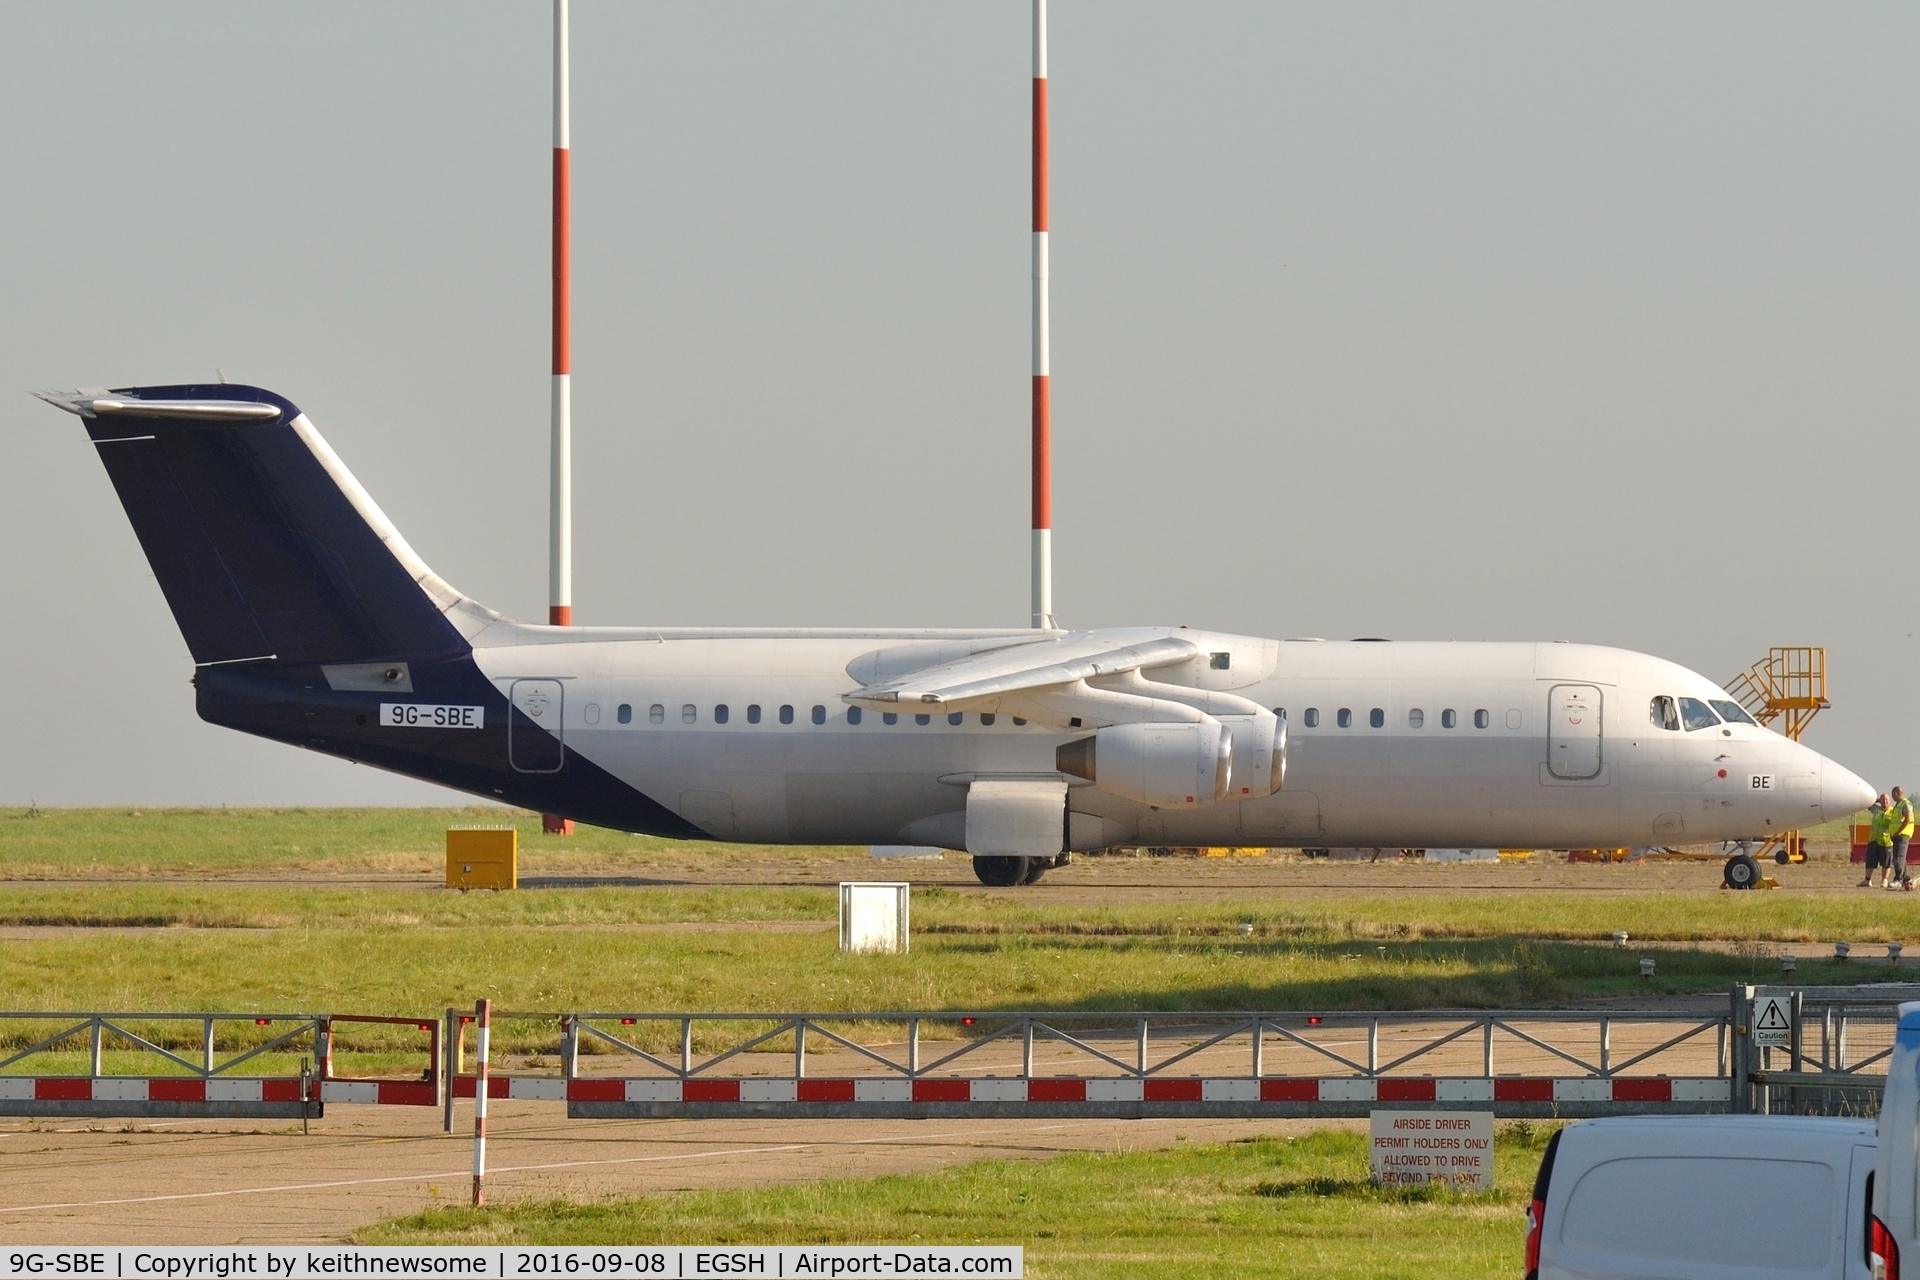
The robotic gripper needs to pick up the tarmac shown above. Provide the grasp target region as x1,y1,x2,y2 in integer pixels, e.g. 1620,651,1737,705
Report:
0,1106,1347,1244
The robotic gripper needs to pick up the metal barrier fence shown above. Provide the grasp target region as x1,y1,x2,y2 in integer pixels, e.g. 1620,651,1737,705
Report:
7,986,1916,1125
1735,983,1920,1117
0,1011,439,1119
446,1007,1739,1121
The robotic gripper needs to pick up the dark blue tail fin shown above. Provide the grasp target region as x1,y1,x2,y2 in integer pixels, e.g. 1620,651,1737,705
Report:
44,384,468,666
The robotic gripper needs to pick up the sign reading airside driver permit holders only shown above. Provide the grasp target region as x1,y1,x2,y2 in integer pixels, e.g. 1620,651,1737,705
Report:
1371,1110,1494,1190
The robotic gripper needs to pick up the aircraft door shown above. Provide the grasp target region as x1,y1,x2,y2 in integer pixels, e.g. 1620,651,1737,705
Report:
509,679,565,773
1547,684,1602,779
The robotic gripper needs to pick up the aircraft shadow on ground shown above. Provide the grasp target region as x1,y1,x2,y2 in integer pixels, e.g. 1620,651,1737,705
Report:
920,936,1757,1015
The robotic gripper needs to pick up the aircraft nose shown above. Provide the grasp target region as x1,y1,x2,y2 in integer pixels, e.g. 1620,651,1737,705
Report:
1820,757,1876,823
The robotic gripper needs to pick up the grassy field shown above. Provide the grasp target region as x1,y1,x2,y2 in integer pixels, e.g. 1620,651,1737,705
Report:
8,876,1920,943
0,808,1906,1067
0,806,858,878
0,803,1860,881
362,1125,1555,1277
0,910,1835,1060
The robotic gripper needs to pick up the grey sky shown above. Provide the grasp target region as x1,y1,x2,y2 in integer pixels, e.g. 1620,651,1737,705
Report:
3,2,1915,806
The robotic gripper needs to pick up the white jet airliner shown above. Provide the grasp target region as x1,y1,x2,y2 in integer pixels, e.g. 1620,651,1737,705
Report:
39,384,1874,889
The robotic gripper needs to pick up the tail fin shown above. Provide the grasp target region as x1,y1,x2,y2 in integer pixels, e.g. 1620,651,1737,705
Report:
40,384,472,666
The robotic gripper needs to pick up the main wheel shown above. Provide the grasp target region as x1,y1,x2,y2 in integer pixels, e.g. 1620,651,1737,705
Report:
973,855,1030,887
1723,854,1761,891
1021,858,1049,885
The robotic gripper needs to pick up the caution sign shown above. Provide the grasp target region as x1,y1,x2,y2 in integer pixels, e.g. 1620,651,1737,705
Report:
1752,995,1792,1048
1370,1110,1494,1191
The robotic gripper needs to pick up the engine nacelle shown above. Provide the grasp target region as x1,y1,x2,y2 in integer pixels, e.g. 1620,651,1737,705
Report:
1218,710,1287,799
1055,720,1232,808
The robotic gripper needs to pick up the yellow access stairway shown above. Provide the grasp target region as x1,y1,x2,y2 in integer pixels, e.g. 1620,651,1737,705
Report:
1722,646,1829,867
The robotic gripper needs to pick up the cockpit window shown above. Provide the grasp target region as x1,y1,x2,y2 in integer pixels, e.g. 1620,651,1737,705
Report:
1678,697,1721,731
1710,700,1759,727
1649,696,1679,731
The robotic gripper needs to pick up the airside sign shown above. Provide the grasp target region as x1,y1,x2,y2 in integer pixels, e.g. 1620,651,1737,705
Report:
1370,1110,1494,1190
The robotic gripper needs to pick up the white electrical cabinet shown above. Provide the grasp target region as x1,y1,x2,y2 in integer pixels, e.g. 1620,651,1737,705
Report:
839,882,910,954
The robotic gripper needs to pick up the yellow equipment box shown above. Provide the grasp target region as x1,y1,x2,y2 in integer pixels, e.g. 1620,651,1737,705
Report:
446,828,517,890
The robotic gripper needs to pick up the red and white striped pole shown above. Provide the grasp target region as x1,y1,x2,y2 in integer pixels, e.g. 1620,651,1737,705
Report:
1030,0,1055,631
470,998,491,1206
543,0,576,836
550,0,572,630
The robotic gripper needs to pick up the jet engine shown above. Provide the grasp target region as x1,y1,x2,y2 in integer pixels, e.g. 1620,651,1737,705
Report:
1054,720,1232,807
1218,709,1287,799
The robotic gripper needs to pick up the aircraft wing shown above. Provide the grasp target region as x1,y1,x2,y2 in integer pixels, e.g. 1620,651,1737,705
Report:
844,630,1199,709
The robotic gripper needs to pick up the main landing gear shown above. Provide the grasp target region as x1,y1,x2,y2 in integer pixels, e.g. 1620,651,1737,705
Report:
1723,853,1762,891
971,854,1071,886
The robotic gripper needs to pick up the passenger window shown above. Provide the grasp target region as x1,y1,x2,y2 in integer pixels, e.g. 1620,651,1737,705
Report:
1679,697,1721,732
948,712,963,726
1304,708,1319,728
1441,709,1456,729
1710,699,1759,727
649,704,665,725
779,704,794,725
1650,696,1679,731
747,704,761,724
811,705,826,725
583,703,600,725
981,714,996,726
1506,708,1522,730
1369,708,1384,729
915,713,931,726
1408,708,1424,729
848,707,862,725
1012,717,1027,726
714,704,729,725
1337,708,1353,728
1473,709,1490,729
681,704,697,724
617,704,632,725
883,712,898,725
1209,652,1231,670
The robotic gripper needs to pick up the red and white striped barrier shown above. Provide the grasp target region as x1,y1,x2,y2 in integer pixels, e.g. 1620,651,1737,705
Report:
455,1074,1736,1118
0,1075,435,1114
454,1075,569,1101
318,1079,437,1106
0,1076,305,1104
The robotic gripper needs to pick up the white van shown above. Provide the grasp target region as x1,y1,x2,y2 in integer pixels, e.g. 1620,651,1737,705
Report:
1528,1114,1876,1280
1870,1001,1920,1279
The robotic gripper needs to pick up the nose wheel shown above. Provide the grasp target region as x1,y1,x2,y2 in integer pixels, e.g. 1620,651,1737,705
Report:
1723,853,1762,891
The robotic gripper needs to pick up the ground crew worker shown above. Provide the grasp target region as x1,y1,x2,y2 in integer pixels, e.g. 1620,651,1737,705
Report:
1862,794,1893,888
1892,785,1916,891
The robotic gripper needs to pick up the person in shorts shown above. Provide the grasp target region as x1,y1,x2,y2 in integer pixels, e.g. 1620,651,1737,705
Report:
1862,794,1892,888
1893,786,1916,890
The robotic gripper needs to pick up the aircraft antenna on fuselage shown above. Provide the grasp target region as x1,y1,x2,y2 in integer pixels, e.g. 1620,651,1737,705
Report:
1030,0,1056,631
